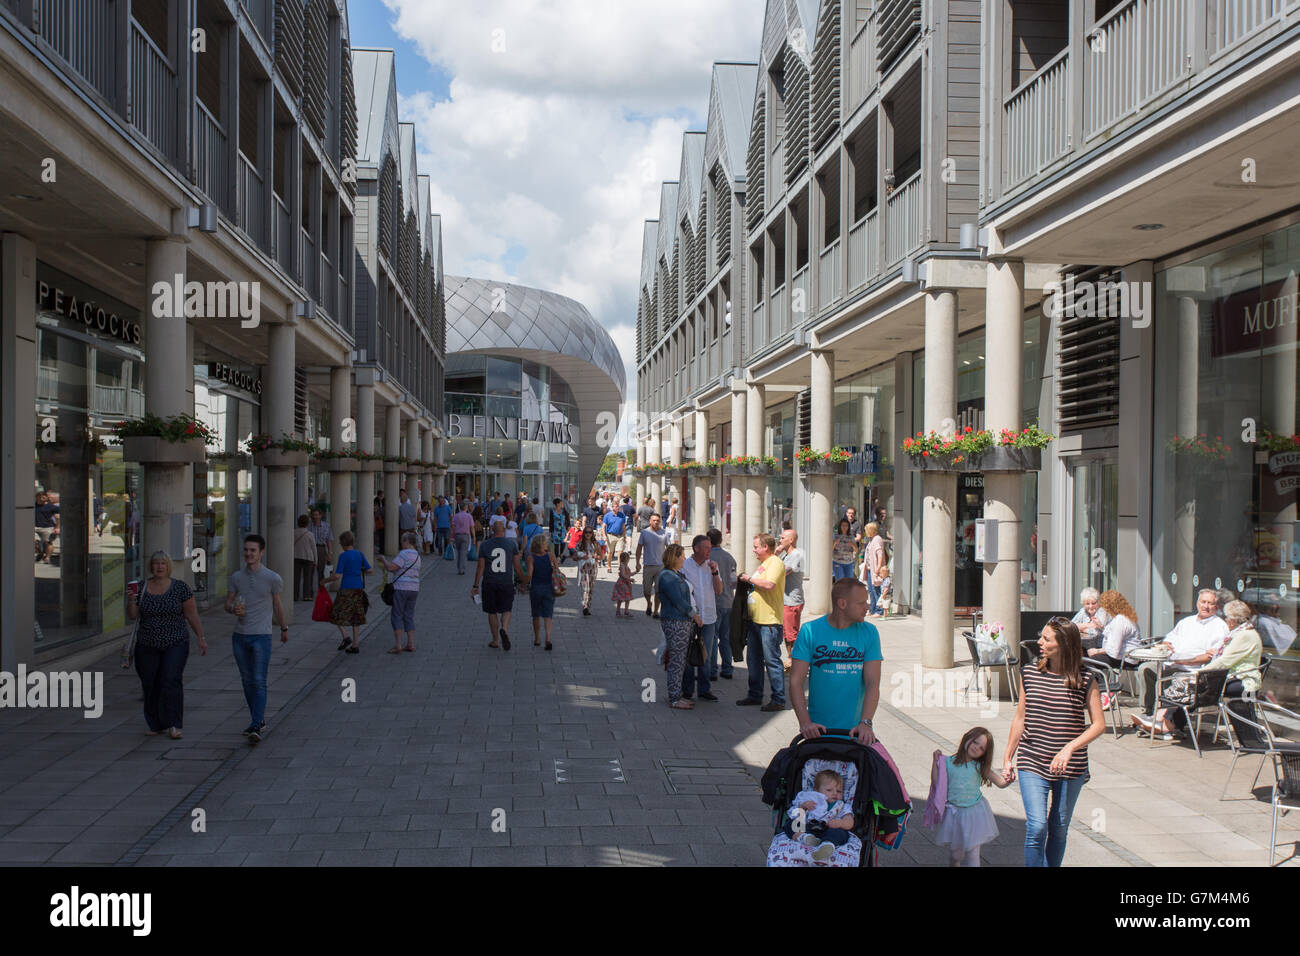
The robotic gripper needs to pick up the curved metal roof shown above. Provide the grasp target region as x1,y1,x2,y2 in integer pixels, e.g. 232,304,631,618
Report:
443,276,626,399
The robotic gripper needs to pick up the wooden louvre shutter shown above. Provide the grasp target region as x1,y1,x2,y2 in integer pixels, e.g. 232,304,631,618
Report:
745,89,766,234
340,40,357,196
1056,266,1121,432
784,45,810,184
275,0,304,100
812,0,842,154
876,0,922,72
303,0,329,140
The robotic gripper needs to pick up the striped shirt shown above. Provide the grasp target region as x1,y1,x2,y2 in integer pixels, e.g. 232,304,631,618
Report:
1017,665,1095,780
310,520,333,545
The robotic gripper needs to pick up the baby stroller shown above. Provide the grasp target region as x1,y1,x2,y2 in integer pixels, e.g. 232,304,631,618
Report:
762,730,882,867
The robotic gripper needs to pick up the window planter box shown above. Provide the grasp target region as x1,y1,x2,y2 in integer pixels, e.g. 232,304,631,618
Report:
382,460,405,473
211,454,252,470
123,437,208,465
360,459,385,473
910,447,1042,473
799,459,848,475
322,458,360,473
253,449,309,468
723,464,778,477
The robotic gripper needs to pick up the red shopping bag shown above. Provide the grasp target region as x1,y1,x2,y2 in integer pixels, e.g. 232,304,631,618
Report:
311,585,334,622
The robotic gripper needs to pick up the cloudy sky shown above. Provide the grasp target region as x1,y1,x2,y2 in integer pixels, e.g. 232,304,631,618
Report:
348,0,763,448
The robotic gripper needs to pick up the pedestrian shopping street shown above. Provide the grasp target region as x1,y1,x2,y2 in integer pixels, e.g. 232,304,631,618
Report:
0,554,1293,867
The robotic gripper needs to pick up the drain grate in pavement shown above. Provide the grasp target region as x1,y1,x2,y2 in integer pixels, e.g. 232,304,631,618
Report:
554,757,625,783
660,759,759,795
159,748,235,761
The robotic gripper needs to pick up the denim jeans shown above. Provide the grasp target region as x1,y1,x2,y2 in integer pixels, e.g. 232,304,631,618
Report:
135,640,189,731
866,577,881,615
713,607,733,678
832,562,855,581
744,622,785,705
231,632,272,726
1018,770,1087,867
435,527,449,553
682,620,716,697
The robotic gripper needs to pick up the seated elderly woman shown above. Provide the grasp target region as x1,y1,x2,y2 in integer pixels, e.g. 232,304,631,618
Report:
1140,600,1263,737
1071,587,1110,644
1084,590,1141,667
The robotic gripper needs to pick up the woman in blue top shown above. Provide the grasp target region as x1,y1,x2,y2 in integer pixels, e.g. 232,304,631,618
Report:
526,535,557,650
324,530,371,653
657,543,703,710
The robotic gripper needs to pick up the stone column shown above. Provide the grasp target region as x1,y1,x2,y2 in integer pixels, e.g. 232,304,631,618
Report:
647,423,661,505
744,383,765,573
433,435,446,496
922,289,958,669
3,234,37,669
693,408,709,538
730,385,747,560
143,234,194,585
406,416,421,504
807,348,835,618
355,377,376,565
385,404,402,554
983,259,1025,658
329,365,352,538
1172,294,1199,612
633,437,645,507
264,318,297,621
1266,271,1298,587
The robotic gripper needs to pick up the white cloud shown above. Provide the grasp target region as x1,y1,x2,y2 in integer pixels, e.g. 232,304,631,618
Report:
380,0,763,448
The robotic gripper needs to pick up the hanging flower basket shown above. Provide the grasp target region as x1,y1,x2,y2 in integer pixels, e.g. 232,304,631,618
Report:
719,455,779,477
905,426,1050,473
797,447,851,475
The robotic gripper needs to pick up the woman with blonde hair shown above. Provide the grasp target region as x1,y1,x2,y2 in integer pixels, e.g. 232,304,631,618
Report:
126,551,207,739
1088,590,1141,667
860,522,887,618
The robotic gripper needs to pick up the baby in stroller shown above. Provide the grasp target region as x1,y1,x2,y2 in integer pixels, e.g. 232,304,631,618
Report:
781,769,855,862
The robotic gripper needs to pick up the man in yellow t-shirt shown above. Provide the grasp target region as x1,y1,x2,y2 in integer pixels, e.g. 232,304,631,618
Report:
736,533,787,712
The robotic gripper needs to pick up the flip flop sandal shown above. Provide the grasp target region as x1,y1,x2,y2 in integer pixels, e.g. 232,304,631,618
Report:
387,647,403,654
403,646,415,652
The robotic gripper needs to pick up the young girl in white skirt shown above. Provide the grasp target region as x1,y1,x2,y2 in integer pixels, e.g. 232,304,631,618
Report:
931,726,1014,866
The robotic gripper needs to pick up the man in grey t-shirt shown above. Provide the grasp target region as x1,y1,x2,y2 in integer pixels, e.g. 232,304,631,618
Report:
472,516,527,652
398,489,417,533
224,535,287,742
776,528,806,668
707,528,737,680
635,514,667,617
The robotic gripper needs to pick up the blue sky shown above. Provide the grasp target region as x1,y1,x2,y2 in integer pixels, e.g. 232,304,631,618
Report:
344,1,762,448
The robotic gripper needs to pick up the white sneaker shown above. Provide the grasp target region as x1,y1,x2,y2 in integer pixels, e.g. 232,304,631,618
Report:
798,832,820,848
811,841,836,862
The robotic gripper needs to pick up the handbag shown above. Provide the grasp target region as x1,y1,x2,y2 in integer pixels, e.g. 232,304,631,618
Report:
443,543,455,561
381,556,417,606
553,573,567,598
311,585,334,622
686,624,707,668
120,621,138,669
467,541,479,561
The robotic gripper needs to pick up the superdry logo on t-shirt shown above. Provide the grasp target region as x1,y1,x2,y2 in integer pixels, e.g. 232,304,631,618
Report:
810,644,866,668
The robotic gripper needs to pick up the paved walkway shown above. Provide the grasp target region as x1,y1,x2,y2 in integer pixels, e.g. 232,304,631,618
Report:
1,553,1295,866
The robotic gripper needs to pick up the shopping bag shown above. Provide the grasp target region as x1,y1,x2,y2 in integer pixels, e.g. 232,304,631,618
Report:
311,585,334,622
467,541,478,562
443,543,455,561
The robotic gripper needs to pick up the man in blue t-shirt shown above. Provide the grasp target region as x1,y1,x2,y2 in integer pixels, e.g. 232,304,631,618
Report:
433,497,453,553
602,508,627,572
789,578,882,744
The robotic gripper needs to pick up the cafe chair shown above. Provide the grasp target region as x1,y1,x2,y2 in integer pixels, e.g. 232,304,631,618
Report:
962,631,1019,704
1212,657,1273,746
1081,658,1124,739
1152,668,1229,756
1217,700,1300,865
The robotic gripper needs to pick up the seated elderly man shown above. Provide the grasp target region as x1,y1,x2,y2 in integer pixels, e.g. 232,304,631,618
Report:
1131,589,1229,732
1071,587,1111,646
1139,600,1264,737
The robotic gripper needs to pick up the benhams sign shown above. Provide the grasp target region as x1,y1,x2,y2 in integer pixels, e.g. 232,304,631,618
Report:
446,414,577,445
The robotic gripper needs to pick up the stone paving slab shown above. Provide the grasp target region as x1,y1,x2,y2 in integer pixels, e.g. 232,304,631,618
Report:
3,553,1298,866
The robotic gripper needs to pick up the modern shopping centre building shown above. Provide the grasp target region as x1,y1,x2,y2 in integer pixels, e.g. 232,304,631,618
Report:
0,1,606,671
633,0,1300,704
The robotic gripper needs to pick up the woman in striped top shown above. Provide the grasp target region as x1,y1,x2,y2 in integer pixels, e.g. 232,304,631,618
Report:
1003,617,1106,867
